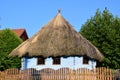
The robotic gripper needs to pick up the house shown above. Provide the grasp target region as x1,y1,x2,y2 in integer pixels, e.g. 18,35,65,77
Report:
0,29,28,41
9,11,103,70
12,29,28,41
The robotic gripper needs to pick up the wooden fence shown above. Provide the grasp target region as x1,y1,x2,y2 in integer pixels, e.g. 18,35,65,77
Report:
0,67,120,80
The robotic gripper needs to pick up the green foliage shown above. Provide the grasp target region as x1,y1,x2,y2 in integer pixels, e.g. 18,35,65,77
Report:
0,29,22,71
80,8,120,69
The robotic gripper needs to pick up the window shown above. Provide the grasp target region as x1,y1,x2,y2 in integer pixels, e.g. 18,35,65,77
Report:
37,57,45,65
83,57,89,64
53,57,61,65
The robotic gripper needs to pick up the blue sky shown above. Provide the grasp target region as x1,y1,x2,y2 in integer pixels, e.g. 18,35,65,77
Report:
0,0,120,37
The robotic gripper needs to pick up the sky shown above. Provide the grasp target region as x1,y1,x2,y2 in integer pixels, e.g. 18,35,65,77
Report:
0,0,120,37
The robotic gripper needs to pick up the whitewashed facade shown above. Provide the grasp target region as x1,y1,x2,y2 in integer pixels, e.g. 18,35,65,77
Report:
21,56,96,70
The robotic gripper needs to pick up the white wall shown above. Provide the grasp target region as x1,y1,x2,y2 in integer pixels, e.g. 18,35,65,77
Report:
21,56,96,70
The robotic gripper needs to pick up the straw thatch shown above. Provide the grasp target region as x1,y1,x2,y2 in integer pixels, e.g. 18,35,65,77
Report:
9,11,103,61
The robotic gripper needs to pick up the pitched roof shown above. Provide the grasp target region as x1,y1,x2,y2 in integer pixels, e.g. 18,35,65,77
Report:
12,29,28,41
12,29,25,37
9,11,103,61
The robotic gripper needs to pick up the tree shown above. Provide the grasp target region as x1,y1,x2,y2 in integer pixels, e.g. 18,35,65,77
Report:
0,29,22,71
80,8,120,69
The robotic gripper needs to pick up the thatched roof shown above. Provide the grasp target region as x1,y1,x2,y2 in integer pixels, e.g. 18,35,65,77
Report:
9,11,103,61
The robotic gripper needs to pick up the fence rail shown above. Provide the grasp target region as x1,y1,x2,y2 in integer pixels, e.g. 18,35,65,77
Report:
0,67,120,80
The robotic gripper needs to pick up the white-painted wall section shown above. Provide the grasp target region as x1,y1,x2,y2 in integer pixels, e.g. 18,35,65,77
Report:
21,56,96,70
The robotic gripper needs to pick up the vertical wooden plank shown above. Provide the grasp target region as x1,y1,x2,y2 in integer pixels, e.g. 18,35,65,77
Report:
0,67,117,80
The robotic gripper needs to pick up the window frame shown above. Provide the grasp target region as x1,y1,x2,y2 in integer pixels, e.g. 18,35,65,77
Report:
37,57,45,65
83,56,89,64
53,57,61,65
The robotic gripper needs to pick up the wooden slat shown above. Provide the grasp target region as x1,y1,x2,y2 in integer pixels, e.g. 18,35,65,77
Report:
0,67,117,80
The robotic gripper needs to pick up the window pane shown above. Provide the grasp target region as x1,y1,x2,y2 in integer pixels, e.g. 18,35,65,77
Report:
83,57,89,64
37,57,45,65
53,57,61,65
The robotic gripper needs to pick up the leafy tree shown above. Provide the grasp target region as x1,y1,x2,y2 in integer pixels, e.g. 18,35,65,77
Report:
80,8,120,69
0,29,22,71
